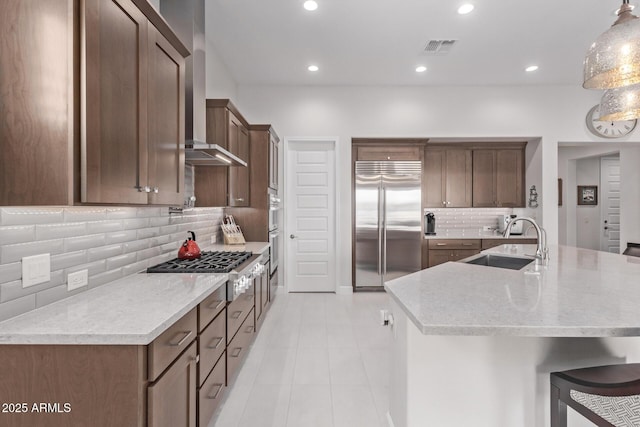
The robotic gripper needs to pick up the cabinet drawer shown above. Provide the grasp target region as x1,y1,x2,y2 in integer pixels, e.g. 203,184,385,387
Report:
428,239,481,250
148,307,197,382
226,284,254,344
226,308,255,383
481,238,537,250
198,352,226,427
198,285,227,332
357,146,420,161
199,309,226,387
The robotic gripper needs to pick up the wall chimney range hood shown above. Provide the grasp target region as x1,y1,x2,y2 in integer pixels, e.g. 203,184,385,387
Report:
184,143,247,166
161,0,245,167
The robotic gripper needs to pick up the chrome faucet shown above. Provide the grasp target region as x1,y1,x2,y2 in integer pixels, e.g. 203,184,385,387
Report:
503,217,549,263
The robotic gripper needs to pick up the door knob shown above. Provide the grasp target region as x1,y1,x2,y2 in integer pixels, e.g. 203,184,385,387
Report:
290,234,297,239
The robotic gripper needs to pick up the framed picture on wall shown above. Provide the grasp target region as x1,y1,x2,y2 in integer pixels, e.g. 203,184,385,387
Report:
577,185,598,206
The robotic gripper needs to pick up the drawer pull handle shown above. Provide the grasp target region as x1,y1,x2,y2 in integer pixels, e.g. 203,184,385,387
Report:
436,243,446,246
208,300,225,310
207,337,224,349
462,243,473,246
207,384,224,400
169,331,192,347
230,347,242,358
244,325,254,333
230,310,243,320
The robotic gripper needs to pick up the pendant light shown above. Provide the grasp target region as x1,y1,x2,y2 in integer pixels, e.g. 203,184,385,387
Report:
583,0,640,89
599,84,640,120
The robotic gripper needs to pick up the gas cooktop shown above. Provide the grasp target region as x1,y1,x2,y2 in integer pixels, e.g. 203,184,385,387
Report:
146,251,253,273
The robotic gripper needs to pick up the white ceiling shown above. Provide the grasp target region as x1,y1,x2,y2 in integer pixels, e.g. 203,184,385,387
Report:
205,0,630,87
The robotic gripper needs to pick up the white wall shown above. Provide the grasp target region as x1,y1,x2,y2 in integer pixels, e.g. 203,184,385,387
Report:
235,84,640,287
205,38,238,101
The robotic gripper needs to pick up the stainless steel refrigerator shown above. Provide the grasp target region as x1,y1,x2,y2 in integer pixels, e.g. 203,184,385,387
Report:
354,161,422,288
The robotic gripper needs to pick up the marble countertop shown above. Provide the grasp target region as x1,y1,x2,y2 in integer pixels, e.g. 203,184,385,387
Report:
424,230,537,239
0,241,270,345
384,244,640,337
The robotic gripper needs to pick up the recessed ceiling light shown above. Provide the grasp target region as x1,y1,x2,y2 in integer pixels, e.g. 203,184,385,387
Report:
308,65,319,72
458,4,474,14
525,65,539,72
416,66,427,73
304,0,318,11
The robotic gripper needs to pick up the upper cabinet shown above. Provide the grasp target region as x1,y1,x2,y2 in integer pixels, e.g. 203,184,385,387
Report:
83,0,188,205
0,0,189,206
424,149,473,208
1,0,75,205
472,148,525,207
194,100,250,207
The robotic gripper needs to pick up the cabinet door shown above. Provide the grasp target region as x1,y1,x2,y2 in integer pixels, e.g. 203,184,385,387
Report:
269,134,279,190
472,150,497,207
423,150,445,207
147,25,185,206
148,341,197,427
229,124,249,206
357,146,420,161
1,0,73,205
496,150,524,207
428,250,452,267
83,0,149,204
445,150,472,207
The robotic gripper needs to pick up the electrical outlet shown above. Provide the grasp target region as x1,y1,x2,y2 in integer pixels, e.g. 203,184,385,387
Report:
483,226,492,231
67,269,89,291
211,234,217,244
22,254,51,288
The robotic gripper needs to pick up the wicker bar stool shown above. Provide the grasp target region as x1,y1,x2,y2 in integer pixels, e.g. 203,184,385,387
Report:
550,363,640,426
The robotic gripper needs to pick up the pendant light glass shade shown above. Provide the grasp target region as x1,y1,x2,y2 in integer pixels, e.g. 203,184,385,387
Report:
583,2,640,89
599,84,640,120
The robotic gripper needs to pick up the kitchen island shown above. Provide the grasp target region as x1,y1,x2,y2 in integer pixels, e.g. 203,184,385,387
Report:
384,244,640,427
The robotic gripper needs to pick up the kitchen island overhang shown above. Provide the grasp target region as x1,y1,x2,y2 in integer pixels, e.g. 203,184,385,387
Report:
384,244,640,427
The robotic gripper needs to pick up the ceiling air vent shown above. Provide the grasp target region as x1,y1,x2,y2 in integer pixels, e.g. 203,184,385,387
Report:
423,39,457,55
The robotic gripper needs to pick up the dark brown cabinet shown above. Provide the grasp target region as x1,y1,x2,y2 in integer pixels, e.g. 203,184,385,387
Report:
1,0,75,205
472,149,525,207
194,100,250,207
356,145,421,161
0,0,188,206
83,0,187,205
424,149,473,208
148,341,197,427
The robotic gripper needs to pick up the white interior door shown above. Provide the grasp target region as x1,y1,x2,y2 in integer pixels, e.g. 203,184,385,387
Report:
285,138,336,292
600,157,621,253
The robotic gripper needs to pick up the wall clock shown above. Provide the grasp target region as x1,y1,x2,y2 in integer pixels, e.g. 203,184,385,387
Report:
586,104,637,138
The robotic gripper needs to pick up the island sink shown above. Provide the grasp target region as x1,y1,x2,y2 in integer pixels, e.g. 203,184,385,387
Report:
462,254,535,270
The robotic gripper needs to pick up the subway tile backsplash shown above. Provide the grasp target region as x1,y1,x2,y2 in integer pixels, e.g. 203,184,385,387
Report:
424,207,514,234
0,206,224,322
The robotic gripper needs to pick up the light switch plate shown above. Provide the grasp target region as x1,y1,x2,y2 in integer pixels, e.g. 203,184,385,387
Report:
67,269,89,291
211,234,217,243
22,253,51,288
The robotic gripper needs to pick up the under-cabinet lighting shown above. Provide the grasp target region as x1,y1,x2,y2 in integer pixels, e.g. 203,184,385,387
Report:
215,154,232,164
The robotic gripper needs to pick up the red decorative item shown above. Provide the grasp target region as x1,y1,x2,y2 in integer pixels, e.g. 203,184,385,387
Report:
178,231,201,260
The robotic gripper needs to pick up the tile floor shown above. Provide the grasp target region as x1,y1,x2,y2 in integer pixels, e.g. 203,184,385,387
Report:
209,291,393,427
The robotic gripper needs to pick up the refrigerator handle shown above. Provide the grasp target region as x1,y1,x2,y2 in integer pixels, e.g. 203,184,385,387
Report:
377,184,383,276
382,186,387,276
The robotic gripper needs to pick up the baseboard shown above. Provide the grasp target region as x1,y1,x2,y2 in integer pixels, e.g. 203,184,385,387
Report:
337,285,353,294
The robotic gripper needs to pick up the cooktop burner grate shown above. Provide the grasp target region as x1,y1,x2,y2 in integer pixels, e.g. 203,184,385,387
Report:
146,251,253,273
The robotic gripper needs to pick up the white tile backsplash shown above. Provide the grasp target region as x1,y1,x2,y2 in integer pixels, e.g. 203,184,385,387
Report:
0,206,224,321
424,208,513,234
